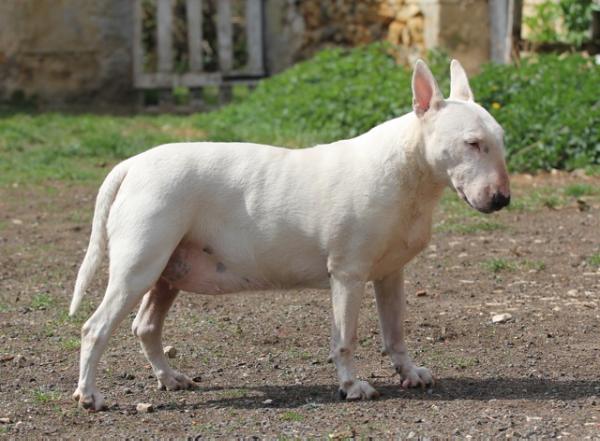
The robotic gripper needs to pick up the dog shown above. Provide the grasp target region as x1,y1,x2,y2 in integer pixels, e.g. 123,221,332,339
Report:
70,59,510,410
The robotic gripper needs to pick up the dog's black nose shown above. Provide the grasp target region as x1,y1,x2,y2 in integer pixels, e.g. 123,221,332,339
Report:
491,192,510,211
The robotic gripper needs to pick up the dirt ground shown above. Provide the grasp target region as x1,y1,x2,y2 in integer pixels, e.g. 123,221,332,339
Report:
1,172,599,439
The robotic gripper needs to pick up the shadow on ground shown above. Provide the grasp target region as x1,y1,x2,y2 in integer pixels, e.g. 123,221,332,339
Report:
108,377,600,412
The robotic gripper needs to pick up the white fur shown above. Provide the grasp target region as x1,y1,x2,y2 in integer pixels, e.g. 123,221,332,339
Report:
70,60,510,410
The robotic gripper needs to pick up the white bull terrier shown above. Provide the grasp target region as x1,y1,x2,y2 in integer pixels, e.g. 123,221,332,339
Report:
70,59,510,410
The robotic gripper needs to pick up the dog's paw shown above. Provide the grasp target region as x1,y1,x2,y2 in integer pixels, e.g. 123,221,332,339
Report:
339,380,380,401
72,387,107,411
157,370,197,391
398,365,434,389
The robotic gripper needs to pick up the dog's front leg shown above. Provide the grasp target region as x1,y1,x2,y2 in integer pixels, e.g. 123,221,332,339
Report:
329,274,379,400
374,270,434,388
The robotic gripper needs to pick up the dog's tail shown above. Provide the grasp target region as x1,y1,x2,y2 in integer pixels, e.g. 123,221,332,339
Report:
69,162,129,316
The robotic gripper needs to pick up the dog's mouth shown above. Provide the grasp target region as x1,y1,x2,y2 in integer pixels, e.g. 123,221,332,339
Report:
455,186,473,208
455,186,493,214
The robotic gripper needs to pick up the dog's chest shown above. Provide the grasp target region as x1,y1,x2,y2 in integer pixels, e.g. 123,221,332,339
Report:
370,209,433,280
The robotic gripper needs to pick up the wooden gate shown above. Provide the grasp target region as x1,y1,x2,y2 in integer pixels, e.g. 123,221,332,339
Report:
133,0,266,110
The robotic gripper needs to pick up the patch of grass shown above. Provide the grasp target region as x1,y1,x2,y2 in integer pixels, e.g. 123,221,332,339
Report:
589,252,600,267
32,389,61,404
61,337,81,351
0,302,9,313
30,293,55,310
281,411,304,422
522,259,546,271
564,183,599,198
482,258,517,273
0,113,204,186
438,219,507,234
221,388,249,399
423,350,479,370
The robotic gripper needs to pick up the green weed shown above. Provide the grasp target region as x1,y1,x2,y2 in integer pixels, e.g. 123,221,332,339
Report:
281,411,304,422
438,220,506,234
482,258,517,273
589,252,600,267
522,259,547,271
221,388,248,399
564,183,599,198
30,293,55,310
32,389,61,404
61,337,81,351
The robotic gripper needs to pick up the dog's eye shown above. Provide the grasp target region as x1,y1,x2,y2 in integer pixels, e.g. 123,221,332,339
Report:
466,141,480,151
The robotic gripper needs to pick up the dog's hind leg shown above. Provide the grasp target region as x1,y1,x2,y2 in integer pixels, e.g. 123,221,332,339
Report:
73,231,178,411
132,280,196,391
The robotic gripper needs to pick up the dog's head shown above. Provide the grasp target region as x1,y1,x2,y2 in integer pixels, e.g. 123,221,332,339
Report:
412,59,510,213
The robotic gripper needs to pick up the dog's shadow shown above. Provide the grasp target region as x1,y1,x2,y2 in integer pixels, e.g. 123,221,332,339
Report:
150,377,600,411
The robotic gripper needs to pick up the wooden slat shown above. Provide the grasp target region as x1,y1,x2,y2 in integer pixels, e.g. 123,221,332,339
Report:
489,0,509,63
186,0,203,72
132,0,145,87
135,72,223,89
216,0,233,73
245,0,264,75
157,0,174,73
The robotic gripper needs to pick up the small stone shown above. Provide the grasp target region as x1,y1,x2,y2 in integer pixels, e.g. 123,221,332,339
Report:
526,416,542,422
263,399,273,405
13,355,26,367
136,402,153,413
11,219,23,225
0,417,12,424
120,372,135,380
416,290,427,297
492,313,513,324
14,421,24,430
329,429,355,440
123,388,133,395
163,346,177,358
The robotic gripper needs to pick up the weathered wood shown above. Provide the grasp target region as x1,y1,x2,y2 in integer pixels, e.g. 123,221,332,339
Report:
489,0,509,63
504,0,514,62
219,84,233,104
186,0,203,72
245,0,264,75
134,0,265,108
133,0,144,87
217,0,233,73
135,72,223,89
157,0,174,73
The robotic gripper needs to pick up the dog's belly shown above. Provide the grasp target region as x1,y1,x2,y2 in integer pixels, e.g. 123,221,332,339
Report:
160,241,329,294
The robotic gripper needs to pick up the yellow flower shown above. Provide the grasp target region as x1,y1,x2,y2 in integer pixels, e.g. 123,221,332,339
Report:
492,102,502,110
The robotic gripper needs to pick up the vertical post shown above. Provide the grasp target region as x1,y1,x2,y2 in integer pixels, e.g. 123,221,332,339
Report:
133,0,144,91
157,0,174,73
512,0,523,50
217,0,233,73
245,0,264,75
592,2,600,47
504,0,514,63
186,0,203,72
489,0,509,63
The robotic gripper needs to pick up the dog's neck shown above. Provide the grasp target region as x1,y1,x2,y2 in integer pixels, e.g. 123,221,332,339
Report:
360,113,447,206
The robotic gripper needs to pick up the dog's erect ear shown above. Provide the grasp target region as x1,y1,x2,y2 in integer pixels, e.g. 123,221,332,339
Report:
412,59,444,117
449,59,474,102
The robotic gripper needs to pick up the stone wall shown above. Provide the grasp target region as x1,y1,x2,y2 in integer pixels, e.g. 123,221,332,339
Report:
265,0,489,75
0,0,495,107
0,0,133,107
